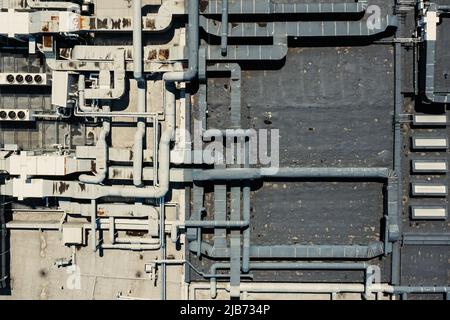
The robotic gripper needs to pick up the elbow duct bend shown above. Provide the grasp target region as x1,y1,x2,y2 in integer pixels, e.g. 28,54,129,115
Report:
162,0,198,82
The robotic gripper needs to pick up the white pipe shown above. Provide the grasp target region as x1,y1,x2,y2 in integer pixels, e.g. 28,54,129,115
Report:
189,282,394,299
80,80,174,198
109,217,115,244
79,106,111,184
91,199,96,252
27,0,80,12
102,243,160,250
133,0,146,187
114,237,159,244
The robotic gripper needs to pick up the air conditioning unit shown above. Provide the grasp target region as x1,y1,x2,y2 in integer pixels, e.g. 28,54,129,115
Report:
0,73,48,86
0,109,34,121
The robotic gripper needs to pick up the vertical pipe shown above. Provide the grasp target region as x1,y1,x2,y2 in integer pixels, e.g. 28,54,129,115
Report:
0,193,7,289
153,116,159,186
78,74,87,111
91,199,97,252
220,0,228,56
229,186,241,298
160,197,166,300
242,138,251,273
133,0,143,80
109,217,115,244
159,81,175,300
133,0,146,187
391,41,403,286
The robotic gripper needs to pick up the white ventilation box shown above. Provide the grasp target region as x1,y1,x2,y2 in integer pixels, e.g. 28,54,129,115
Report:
8,154,86,176
412,137,448,150
51,71,70,107
411,183,448,196
412,160,448,173
411,206,447,220
413,114,447,126
62,225,85,245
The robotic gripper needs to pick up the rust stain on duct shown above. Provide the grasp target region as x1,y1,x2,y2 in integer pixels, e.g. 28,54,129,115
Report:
158,49,170,61
58,182,70,194
111,19,122,29
145,19,156,30
148,50,157,60
97,18,108,29
122,18,131,28
127,49,133,59
42,36,53,48
111,168,120,178
199,0,208,12
41,23,50,32
91,161,97,174
126,230,146,237
89,17,96,30
60,48,70,59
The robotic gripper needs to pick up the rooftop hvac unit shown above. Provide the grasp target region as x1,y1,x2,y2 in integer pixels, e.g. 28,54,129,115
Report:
0,109,34,121
0,73,48,86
